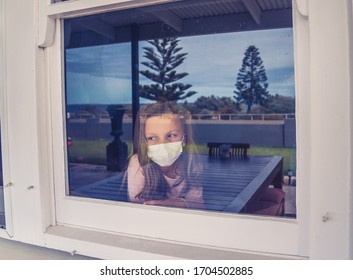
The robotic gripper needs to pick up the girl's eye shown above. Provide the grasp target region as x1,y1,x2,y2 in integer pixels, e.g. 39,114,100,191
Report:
146,136,157,142
167,133,178,139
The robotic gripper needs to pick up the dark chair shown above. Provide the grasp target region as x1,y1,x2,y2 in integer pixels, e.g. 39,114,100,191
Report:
207,142,250,159
246,187,285,216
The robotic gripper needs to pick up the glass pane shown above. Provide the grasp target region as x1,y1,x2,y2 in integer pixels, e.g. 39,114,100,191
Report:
63,0,296,218
64,23,133,199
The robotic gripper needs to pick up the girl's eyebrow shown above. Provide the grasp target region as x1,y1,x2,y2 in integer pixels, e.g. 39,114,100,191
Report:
145,129,182,135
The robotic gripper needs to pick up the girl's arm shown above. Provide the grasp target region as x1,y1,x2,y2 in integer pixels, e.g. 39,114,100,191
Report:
143,198,187,208
183,185,205,209
144,185,205,209
128,155,205,209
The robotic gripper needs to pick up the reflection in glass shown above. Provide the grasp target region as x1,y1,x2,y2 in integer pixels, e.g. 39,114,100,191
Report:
63,0,296,218
64,41,132,197
128,102,204,209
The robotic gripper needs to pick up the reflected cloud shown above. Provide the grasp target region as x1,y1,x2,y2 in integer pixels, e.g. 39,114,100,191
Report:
66,28,295,104
66,72,132,104
66,43,132,79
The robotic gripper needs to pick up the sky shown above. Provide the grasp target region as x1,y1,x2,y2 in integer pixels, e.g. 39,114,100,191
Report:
66,28,294,105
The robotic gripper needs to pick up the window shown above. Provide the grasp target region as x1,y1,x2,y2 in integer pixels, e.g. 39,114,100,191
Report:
50,0,302,256
63,0,296,218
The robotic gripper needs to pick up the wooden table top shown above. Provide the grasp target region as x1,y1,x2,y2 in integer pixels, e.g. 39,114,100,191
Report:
199,155,283,212
71,155,283,213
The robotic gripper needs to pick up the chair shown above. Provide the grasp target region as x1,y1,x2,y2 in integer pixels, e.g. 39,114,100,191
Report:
246,187,285,216
207,142,250,159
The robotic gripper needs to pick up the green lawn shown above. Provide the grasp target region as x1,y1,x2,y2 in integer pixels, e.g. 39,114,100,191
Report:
68,139,133,166
195,144,296,176
248,146,296,176
68,139,296,176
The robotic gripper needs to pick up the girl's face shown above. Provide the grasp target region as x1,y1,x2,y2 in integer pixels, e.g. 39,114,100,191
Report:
144,114,184,146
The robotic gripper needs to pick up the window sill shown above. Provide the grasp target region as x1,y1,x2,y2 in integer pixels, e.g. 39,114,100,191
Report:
44,225,304,260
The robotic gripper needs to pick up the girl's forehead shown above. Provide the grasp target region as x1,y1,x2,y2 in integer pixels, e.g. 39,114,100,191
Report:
145,115,183,129
147,113,183,119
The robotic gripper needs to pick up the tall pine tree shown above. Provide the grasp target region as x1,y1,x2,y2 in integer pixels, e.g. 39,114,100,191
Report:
234,45,269,113
139,38,196,102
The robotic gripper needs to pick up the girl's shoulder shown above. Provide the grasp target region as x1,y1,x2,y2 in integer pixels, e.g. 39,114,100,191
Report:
128,154,140,166
127,154,144,177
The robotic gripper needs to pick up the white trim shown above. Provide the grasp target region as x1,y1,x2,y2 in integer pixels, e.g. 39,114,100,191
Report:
294,0,308,17
347,0,353,259
43,224,306,260
38,0,56,47
0,0,14,238
38,0,181,47
292,0,310,258
55,197,300,255
35,29,57,231
46,0,179,17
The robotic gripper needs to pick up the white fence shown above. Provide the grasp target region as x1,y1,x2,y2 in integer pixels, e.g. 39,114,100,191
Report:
191,113,295,121
69,113,296,122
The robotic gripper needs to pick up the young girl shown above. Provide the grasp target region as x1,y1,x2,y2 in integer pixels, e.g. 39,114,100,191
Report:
127,102,205,209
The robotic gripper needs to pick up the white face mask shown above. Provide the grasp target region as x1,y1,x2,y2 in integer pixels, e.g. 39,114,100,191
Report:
147,140,183,167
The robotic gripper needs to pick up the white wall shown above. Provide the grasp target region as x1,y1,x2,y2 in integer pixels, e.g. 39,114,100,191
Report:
1,0,45,245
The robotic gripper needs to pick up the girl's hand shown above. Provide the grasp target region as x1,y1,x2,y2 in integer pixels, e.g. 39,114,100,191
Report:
143,198,186,208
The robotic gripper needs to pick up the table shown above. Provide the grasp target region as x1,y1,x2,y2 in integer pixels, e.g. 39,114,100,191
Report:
71,155,283,213
200,155,283,213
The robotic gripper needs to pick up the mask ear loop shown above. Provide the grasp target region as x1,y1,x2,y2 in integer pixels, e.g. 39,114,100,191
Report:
176,135,187,177
182,134,186,146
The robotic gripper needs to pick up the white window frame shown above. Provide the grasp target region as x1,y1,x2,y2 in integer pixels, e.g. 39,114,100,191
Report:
0,0,14,239
42,0,309,258
42,0,309,256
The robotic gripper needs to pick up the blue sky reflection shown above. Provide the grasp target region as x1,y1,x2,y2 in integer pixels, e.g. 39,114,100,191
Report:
66,28,294,105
